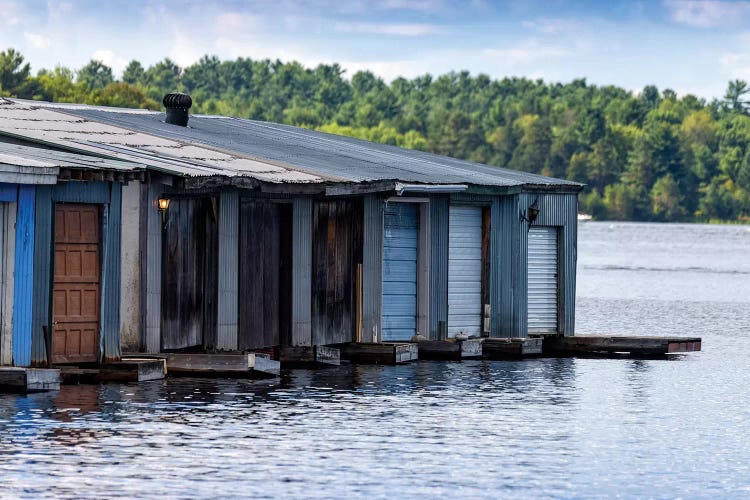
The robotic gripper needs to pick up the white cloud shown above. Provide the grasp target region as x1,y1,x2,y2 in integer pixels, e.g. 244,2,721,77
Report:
664,0,750,28
0,0,23,25
92,49,128,73
483,41,571,65
24,31,51,49
334,22,441,36
522,18,583,35
378,0,443,11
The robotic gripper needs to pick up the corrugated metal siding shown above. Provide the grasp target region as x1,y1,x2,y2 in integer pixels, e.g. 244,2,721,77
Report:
519,192,578,336
31,185,52,366
490,194,522,337
527,227,558,333
12,186,33,366
144,181,163,353
216,188,239,350
291,197,312,346
52,181,110,203
382,203,418,341
362,195,383,342
100,183,122,361
429,196,448,340
448,206,482,337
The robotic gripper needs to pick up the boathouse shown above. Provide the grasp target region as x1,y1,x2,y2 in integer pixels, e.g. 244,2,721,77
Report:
0,137,143,368
0,96,583,366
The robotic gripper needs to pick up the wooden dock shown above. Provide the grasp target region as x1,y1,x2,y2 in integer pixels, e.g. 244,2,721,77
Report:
279,345,341,367
165,353,280,378
60,359,166,385
544,335,702,357
482,338,544,359
339,342,418,364
0,368,61,392
417,338,484,360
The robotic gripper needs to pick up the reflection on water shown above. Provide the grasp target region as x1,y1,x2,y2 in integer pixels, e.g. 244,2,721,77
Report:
1,222,749,498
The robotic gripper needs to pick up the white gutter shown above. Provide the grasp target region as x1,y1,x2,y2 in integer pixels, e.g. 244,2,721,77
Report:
395,182,468,195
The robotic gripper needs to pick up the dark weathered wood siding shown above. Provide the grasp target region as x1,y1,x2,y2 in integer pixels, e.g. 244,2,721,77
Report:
311,199,363,346
161,197,218,350
238,199,292,350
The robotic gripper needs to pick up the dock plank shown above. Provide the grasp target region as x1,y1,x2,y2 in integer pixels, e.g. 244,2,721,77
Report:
165,353,280,377
418,339,484,360
545,335,702,356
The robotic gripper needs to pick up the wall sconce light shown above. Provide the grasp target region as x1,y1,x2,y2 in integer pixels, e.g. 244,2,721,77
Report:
520,198,540,230
158,197,170,228
527,199,540,227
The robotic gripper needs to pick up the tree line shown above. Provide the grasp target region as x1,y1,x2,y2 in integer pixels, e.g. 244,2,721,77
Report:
2,48,749,222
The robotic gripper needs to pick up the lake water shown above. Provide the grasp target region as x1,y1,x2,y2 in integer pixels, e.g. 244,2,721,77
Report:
1,222,749,498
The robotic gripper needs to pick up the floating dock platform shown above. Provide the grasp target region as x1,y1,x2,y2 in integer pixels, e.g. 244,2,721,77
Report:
165,353,280,378
339,342,418,364
0,367,61,392
417,338,484,360
60,359,166,385
483,338,544,359
279,345,341,367
544,335,702,357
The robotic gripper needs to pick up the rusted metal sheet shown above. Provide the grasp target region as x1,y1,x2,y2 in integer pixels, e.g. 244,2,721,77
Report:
31,185,52,366
311,199,363,346
52,204,101,364
161,197,218,350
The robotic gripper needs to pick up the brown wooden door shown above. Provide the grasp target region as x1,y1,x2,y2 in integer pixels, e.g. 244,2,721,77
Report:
52,204,101,364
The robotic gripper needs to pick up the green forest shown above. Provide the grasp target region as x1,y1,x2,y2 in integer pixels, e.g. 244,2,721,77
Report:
2,48,749,222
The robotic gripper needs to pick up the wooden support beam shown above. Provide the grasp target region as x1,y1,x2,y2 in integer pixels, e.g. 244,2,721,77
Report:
544,335,702,357
0,368,60,393
338,342,418,365
483,338,543,359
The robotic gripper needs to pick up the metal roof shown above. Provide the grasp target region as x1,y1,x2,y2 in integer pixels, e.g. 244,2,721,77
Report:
0,99,582,190
0,100,325,183
0,141,146,184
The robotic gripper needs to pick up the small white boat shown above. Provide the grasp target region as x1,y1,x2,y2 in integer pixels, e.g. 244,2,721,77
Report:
577,213,592,222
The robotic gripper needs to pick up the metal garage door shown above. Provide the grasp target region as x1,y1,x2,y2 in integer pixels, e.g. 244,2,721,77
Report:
448,206,482,337
528,226,559,333
382,203,418,341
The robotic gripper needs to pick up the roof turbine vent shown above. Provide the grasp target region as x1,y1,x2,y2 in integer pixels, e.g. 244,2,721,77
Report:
163,92,192,127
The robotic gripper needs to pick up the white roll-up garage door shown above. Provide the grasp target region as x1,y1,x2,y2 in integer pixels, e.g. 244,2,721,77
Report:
448,206,482,338
528,226,558,334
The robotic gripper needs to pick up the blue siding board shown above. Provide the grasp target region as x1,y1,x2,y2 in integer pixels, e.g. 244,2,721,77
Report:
52,181,110,204
12,185,33,367
0,183,17,202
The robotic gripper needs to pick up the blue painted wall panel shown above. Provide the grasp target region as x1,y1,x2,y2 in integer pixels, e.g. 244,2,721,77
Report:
0,183,17,202
52,181,110,204
382,203,418,341
12,185,33,367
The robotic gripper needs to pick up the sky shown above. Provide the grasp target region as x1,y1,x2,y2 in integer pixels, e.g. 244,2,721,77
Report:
1,0,749,99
